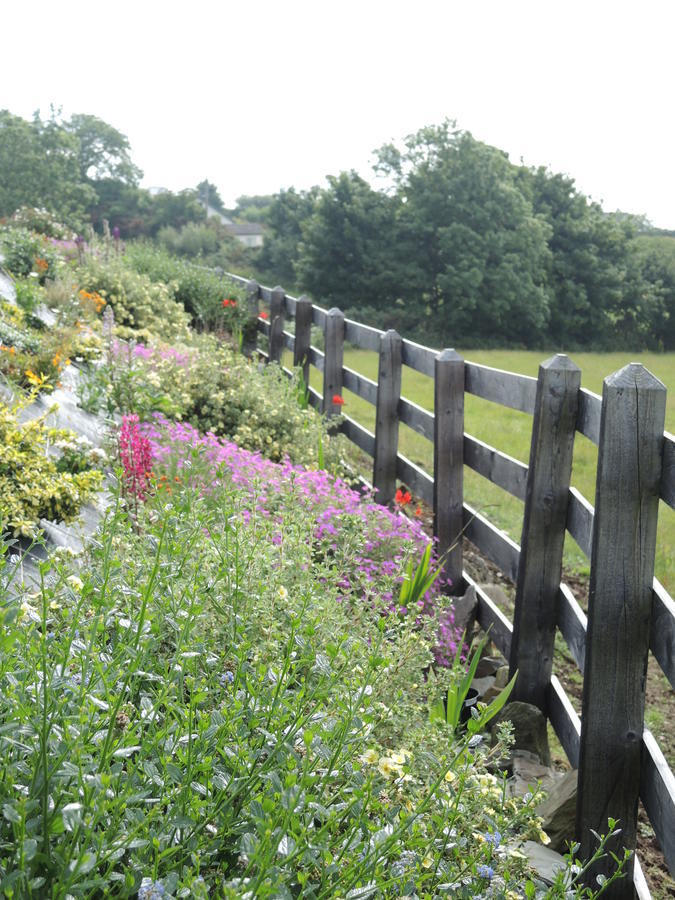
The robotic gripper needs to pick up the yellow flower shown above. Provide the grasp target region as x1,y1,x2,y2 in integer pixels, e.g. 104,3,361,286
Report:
67,575,84,591
361,748,379,765
421,856,434,869
277,586,288,601
538,829,551,845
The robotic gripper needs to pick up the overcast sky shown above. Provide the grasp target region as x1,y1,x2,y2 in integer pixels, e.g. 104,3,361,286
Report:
3,0,674,228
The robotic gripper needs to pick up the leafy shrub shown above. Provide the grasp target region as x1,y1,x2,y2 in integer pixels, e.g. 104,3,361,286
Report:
9,206,77,240
76,256,191,342
124,242,246,329
0,227,58,283
0,396,104,536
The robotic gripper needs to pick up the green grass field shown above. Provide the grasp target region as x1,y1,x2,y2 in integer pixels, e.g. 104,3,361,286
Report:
289,347,675,593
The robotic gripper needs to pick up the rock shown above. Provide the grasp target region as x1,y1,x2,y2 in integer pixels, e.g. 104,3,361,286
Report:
492,701,552,767
479,583,513,610
475,655,506,678
518,840,568,886
450,584,477,637
509,750,563,797
482,665,511,702
471,675,495,699
535,768,578,853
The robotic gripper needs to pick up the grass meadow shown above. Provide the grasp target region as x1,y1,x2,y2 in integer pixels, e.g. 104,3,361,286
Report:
288,348,675,594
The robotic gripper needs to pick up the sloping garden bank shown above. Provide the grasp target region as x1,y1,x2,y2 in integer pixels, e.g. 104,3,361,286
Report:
0,217,627,897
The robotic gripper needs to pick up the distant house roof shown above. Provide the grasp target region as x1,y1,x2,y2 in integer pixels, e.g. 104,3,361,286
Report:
227,223,264,236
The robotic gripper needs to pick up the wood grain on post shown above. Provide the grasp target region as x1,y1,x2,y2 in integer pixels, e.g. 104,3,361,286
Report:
510,354,581,708
323,307,344,416
576,364,666,896
434,349,464,592
294,295,313,388
242,279,260,358
268,286,285,364
373,330,402,505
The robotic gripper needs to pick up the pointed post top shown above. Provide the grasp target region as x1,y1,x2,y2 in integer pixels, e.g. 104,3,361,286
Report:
437,348,463,363
605,362,666,392
540,353,580,373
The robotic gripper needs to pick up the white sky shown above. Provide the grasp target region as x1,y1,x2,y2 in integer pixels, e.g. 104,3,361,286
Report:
3,0,675,228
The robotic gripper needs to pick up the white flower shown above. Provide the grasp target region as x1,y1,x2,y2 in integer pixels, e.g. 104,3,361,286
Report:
67,575,84,591
277,586,288,601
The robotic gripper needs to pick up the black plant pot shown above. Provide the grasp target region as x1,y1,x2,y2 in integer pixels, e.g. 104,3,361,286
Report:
459,687,480,726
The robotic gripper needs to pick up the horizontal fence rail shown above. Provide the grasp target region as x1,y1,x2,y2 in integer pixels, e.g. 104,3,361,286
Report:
227,274,674,898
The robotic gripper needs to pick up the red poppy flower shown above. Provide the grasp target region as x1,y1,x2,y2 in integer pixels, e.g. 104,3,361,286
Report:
222,298,237,308
414,506,423,517
332,395,345,406
395,488,412,506
259,311,269,320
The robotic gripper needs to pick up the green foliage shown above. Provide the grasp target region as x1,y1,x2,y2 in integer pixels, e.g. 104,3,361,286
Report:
124,242,246,328
0,395,103,536
0,109,96,228
76,255,191,342
63,113,142,186
0,227,59,282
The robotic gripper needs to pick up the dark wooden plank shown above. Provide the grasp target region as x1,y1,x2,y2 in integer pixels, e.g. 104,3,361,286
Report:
344,317,384,352
401,339,436,378
340,415,376,458
268,285,285,364
661,432,675,509
282,331,295,352
547,675,581,768
396,454,434,505
309,346,325,374
566,488,594,559
464,362,537,414
462,503,521,583
342,366,378,406
312,305,328,328
399,397,435,442
373,330,403,504
434,349,464,592
307,386,322,411
259,286,272,303
640,729,675,876
323,308,345,416
293,295,312,387
257,318,270,336
462,571,513,658
463,435,528,501
577,364,667,894
242,279,260,357
510,355,581,709
651,579,675,689
576,388,602,446
283,293,297,316
557,583,587,674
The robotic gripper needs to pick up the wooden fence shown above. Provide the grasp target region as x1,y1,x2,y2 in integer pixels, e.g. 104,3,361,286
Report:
226,274,674,899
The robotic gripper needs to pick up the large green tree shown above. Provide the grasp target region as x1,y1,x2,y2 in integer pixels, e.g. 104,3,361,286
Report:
0,109,96,227
374,122,553,346
255,187,319,288
64,114,142,186
296,172,403,322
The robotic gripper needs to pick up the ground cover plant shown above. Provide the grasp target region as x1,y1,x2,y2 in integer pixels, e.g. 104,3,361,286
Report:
0,417,629,897
0,389,104,537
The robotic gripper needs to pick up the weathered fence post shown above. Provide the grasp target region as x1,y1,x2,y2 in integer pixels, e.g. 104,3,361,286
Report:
576,363,666,896
510,354,581,707
323,308,344,416
268,286,285,364
373,330,402,505
434,349,464,592
242,279,260,358
294,295,313,388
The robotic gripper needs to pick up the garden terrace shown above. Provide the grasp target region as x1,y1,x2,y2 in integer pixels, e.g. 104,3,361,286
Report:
228,273,675,900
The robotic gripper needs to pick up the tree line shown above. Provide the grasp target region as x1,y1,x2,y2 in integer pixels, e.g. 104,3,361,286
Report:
1,110,674,350
254,122,675,351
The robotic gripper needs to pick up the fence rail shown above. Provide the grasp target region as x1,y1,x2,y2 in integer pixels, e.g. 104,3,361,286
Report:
232,275,674,898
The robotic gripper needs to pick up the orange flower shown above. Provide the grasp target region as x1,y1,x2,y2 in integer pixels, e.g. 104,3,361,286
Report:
34,257,49,272
415,506,423,517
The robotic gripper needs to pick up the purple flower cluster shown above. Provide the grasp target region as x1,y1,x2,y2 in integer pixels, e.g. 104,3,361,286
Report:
136,414,462,665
